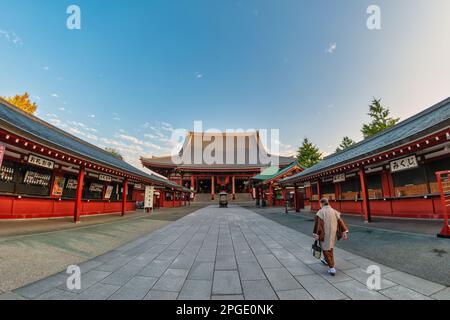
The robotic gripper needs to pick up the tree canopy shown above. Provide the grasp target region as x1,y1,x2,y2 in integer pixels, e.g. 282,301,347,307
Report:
361,98,400,139
2,92,38,114
296,138,323,168
336,136,356,153
105,147,123,160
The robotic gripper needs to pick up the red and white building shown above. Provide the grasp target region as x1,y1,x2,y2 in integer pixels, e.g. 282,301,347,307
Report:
0,98,190,221
281,97,450,221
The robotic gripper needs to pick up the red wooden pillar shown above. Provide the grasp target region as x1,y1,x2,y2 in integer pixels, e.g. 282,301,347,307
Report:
122,178,128,216
294,184,300,213
359,168,372,223
191,176,195,192
172,191,176,207
74,166,85,223
283,187,288,213
211,176,215,200
268,183,273,207
316,180,322,200
232,176,236,200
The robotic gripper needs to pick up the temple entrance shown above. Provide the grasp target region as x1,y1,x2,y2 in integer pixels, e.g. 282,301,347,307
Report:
198,178,212,194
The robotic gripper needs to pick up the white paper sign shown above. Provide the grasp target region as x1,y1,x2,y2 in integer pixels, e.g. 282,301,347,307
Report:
99,174,112,182
144,186,154,209
28,154,54,169
333,174,346,183
390,155,418,173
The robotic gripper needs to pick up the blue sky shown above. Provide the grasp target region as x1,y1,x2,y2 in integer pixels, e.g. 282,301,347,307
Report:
1,0,449,168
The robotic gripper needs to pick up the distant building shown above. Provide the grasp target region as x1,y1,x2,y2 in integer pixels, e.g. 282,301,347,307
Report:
0,98,189,220
141,131,295,201
281,97,450,221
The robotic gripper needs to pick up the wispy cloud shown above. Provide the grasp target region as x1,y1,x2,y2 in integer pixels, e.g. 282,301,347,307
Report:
0,29,23,45
326,42,337,54
51,93,59,98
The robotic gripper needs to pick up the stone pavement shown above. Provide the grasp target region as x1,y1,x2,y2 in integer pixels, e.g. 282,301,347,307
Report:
6,205,450,300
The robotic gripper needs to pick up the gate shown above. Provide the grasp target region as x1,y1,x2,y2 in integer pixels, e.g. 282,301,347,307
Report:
436,171,450,238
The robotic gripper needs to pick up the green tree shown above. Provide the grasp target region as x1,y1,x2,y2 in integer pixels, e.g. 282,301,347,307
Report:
2,92,38,114
296,138,323,168
105,147,123,160
361,98,400,139
336,136,356,153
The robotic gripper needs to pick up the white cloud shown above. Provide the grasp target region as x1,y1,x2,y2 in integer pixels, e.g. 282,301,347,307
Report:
326,42,337,54
51,93,59,98
113,117,121,121
46,113,59,119
43,66,50,71
88,114,96,118
0,29,23,45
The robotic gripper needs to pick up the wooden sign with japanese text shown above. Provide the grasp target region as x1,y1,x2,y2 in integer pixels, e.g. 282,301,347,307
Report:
390,155,418,173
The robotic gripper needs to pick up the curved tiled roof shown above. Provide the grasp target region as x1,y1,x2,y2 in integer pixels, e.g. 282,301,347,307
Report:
0,98,185,190
251,161,304,183
141,131,295,170
281,97,450,185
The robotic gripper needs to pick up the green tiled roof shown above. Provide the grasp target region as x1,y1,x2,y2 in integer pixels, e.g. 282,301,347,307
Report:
281,97,450,185
252,161,303,183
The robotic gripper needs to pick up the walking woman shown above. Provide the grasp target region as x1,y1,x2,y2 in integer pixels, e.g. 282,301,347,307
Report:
313,198,349,276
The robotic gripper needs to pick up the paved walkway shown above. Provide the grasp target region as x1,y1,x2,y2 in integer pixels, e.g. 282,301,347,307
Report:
0,205,203,294
249,206,450,286
6,206,450,300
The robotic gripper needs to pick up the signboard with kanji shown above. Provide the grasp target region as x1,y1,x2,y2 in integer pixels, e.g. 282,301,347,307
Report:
99,174,112,182
390,155,418,173
144,186,154,209
333,174,346,183
28,154,55,169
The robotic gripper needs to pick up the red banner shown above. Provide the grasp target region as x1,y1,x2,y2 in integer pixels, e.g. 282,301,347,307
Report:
0,144,5,168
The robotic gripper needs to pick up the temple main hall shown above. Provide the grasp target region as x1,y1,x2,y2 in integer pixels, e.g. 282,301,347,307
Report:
141,131,295,201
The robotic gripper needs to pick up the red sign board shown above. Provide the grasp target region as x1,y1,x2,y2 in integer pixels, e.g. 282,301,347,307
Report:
0,144,5,168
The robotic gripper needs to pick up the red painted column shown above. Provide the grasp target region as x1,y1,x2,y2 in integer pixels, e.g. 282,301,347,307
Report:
283,187,288,213
294,184,300,212
316,180,322,200
74,166,85,223
359,168,372,223
232,176,236,200
211,176,215,200
191,176,195,192
172,191,176,207
268,183,273,207
122,178,128,216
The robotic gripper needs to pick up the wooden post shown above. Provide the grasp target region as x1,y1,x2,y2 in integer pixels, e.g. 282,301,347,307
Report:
294,184,300,213
283,187,288,214
359,167,372,223
268,183,273,207
172,191,176,207
316,180,322,200
211,176,215,200
122,178,128,216
74,166,85,223
232,176,236,200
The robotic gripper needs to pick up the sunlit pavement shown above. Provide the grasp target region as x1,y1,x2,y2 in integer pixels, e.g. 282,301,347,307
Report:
4,205,450,300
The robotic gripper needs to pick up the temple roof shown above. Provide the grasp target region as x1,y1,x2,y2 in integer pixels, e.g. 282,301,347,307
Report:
251,161,304,184
141,131,295,171
281,97,450,185
0,98,186,190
